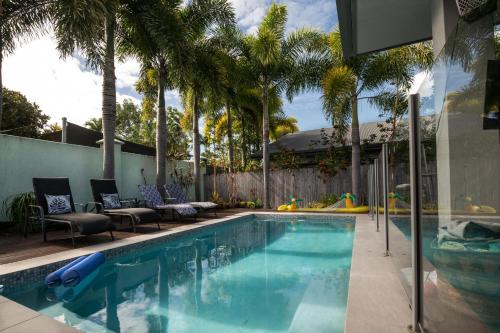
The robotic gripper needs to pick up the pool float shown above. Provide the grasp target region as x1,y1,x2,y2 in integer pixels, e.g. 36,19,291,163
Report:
61,252,105,287
277,195,304,211
45,256,87,287
340,193,356,209
330,206,369,213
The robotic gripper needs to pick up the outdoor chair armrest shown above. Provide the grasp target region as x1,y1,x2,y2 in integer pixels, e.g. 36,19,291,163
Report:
136,199,147,208
86,201,104,213
142,199,152,208
74,203,87,212
165,197,176,204
119,198,137,208
28,205,44,219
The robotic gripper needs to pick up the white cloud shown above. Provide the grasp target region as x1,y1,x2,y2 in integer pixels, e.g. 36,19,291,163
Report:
410,71,433,98
230,0,337,34
3,1,337,130
3,35,142,126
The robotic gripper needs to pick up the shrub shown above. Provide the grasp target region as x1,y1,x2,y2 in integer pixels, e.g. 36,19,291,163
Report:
1,192,36,231
254,198,263,209
319,194,339,207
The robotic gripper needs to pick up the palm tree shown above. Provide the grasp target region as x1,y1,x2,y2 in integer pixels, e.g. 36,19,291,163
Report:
243,3,326,208
118,0,185,188
270,115,299,141
0,0,52,129
321,30,432,200
175,1,235,201
54,0,119,178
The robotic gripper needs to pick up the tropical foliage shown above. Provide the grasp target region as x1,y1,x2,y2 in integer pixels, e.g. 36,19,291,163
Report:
0,88,49,137
320,29,432,201
1,1,439,209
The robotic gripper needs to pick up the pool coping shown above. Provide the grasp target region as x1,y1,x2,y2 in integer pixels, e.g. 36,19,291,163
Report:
0,211,362,333
344,214,411,333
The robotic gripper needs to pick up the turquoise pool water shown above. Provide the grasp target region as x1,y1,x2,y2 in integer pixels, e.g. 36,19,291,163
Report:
5,215,355,333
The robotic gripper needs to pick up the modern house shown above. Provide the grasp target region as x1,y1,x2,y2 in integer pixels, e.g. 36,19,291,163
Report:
337,0,500,332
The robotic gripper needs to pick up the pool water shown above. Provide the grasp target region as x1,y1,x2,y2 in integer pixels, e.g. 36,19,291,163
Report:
5,216,355,333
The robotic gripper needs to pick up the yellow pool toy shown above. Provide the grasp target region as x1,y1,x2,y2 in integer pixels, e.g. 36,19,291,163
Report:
277,196,303,211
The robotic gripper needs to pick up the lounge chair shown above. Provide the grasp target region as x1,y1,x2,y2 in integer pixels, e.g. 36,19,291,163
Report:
90,179,161,232
164,183,218,216
30,177,115,247
138,184,197,220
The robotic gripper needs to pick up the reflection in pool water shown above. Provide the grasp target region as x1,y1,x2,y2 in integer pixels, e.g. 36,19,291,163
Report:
5,216,355,333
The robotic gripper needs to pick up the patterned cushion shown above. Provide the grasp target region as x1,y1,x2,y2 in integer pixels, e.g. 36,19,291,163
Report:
101,193,121,209
189,202,218,209
164,183,187,204
138,185,164,208
155,204,197,216
45,194,72,214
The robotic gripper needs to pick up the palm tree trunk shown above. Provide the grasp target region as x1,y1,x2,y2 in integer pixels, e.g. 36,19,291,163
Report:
351,95,361,203
156,59,167,188
262,84,270,209
0,8,3,129
101,14,116,178
0,51,3,130
192,92,201,201
241,110,247,168
226,99,234,173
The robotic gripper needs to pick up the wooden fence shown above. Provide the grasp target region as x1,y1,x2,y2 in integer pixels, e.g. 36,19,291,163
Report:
204,163,435,208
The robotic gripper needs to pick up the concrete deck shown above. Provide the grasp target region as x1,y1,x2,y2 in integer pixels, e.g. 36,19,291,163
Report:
345,215,411,333
0,296,80,332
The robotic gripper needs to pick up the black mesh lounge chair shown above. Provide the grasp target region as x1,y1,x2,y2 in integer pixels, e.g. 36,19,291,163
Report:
90,179,161,232
31,177,115,247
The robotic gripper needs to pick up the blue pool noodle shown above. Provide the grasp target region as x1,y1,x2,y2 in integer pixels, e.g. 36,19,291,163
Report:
45,256,87,288
61,252,105,287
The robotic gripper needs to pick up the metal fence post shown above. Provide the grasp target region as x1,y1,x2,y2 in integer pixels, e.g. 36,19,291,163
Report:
382,144,390,256
368,165,372,217
374,158,380,232
409,94,423,332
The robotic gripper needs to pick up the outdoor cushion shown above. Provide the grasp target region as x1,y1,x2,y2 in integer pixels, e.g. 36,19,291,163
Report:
187,202,218,209
164,183,188,204
33,178,76,215
138,184,197,216
101,193,121,209
164,184,218,209
104,207,160,224
45,194,72,214
154,204,197,216
45,213,115,235
138,184,165,207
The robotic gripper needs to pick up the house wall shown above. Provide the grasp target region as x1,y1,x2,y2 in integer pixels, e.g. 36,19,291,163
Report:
0,134,196,221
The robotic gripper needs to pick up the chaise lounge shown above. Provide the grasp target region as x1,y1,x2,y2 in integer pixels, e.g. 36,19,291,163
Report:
164,183,218,216
30,177,115,247
138,184,197,221
90,179,161,232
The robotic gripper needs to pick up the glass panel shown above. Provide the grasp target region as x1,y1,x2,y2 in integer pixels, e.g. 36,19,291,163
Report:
418,4,500,332
387,139,413,302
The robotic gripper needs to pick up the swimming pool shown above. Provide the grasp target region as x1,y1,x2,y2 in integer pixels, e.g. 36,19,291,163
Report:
4,214,355,333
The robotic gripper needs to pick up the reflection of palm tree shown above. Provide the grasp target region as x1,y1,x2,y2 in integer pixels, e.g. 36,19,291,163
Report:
158,252,170,333
105,273,121,332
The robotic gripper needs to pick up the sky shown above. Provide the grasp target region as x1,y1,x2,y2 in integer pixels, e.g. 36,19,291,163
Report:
3,0,384,132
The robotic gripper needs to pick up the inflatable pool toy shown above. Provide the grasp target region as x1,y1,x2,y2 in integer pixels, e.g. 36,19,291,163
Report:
340,193,356,209
45,256,87,288
277,195,304,211
464,196,497,213
330,206,369,213
62,252,105,287
277,204,288,211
